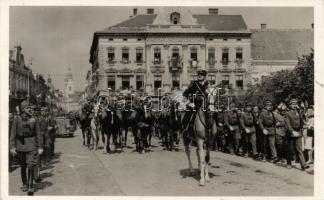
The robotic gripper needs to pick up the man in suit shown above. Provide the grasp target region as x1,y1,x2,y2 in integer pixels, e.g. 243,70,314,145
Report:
285,98,309,170
10,100,43,195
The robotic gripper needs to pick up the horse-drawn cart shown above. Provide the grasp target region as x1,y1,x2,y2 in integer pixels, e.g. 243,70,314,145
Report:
55,116,76,137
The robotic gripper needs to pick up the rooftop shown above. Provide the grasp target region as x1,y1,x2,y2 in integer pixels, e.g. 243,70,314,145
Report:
251,29,314,60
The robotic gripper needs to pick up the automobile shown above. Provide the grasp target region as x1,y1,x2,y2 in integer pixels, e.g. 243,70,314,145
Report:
55,116,76,137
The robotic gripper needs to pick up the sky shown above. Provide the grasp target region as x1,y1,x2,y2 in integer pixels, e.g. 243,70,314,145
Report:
9,6,314,91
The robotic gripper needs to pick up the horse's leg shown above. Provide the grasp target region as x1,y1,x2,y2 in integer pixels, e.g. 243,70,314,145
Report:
183,135,194,176
197,138,206,186
87,128,91,148
205,147,210,182
101,128,106,148
169,130,173,151
82,128,86,146
95,127,99,150
149,128,152,147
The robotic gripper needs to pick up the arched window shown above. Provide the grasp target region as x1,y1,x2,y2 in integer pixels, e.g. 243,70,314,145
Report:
170,12,180,25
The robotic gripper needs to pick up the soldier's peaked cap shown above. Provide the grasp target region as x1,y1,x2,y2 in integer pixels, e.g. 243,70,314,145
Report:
20,100,29,109
197,69,207,76
289,98,298,104
265,100,272,105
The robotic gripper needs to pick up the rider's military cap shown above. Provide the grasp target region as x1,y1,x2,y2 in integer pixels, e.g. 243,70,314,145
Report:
289,98,298,104
197,69,208,76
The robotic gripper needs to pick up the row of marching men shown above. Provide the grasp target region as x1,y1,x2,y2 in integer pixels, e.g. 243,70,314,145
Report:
9,100,58,195
212,98,314,171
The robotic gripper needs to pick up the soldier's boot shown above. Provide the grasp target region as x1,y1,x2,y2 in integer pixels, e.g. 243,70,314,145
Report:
20,167,28,192
27,168,35,195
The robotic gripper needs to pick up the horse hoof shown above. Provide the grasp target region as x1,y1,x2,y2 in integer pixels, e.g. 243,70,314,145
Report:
205,176,210,182
199,180,206,186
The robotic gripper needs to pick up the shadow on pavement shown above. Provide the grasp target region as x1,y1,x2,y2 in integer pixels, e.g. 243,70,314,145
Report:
179,168,219,182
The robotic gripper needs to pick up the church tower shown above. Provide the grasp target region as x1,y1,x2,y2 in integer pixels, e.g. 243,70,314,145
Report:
64,67,74,98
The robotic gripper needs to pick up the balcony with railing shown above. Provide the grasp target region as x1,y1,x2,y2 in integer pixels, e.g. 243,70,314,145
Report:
152,58,163,65
168,57,182,72
120,58,131,64
234,58,244,66
189,59,199,68
207,58,216,67
107,59,117,65
221,59,230,66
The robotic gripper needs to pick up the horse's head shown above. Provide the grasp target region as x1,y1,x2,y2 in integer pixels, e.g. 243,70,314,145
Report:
205,84,217,112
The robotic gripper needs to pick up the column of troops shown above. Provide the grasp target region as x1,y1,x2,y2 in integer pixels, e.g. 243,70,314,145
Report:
9,100,58,195
213,98,314,170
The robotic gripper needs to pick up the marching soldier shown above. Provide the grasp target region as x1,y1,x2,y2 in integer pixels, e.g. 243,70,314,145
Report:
214,106,227,152
240,103,258,159
10,100,43,195
38,107,52,165
285,98,309,170
182,69,209,138
273,104,287,164
224,102,241,155
48,110,57,159
258,100,277,162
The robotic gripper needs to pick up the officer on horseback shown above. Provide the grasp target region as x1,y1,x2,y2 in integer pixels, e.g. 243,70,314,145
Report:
182,69,209,133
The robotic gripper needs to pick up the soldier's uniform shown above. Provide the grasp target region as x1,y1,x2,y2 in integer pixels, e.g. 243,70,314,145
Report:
224,107,241,155
48,112,57,158
252,106,263,158
258,101,277,160
240,105,257,158
214,108,227,152
10,101,43,195
285,99,309,170
274,108,286,163
182,70,209,139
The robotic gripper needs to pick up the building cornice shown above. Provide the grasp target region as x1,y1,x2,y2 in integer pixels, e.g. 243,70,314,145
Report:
252,60,298,65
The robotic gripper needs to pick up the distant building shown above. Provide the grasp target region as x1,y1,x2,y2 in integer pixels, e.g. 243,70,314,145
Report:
9,46,51,111
64,67,75,98
251,24,314,84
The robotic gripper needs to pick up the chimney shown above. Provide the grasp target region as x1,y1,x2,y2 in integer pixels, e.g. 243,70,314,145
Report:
311,23,314,29
133,8,137,16
261,24,267,30
147,8,154,14
209,8,219,15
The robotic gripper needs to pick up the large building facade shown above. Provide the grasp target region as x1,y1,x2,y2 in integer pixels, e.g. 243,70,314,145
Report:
89,8,252,96
89,7,313,97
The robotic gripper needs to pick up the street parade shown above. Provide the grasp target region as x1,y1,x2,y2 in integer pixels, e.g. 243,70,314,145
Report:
8,68,315,195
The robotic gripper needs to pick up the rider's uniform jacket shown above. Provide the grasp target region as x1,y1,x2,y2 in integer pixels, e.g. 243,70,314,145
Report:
183,80,209,108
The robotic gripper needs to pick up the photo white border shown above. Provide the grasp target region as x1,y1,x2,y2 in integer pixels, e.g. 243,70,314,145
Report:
0,0,323,200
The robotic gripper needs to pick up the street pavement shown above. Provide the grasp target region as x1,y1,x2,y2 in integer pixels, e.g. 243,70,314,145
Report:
9,128,313,196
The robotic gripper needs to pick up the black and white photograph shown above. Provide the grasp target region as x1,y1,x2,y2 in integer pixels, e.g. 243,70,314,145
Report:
1,1,323,199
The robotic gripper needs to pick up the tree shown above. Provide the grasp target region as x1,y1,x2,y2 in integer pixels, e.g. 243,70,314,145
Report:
239,50,314,107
